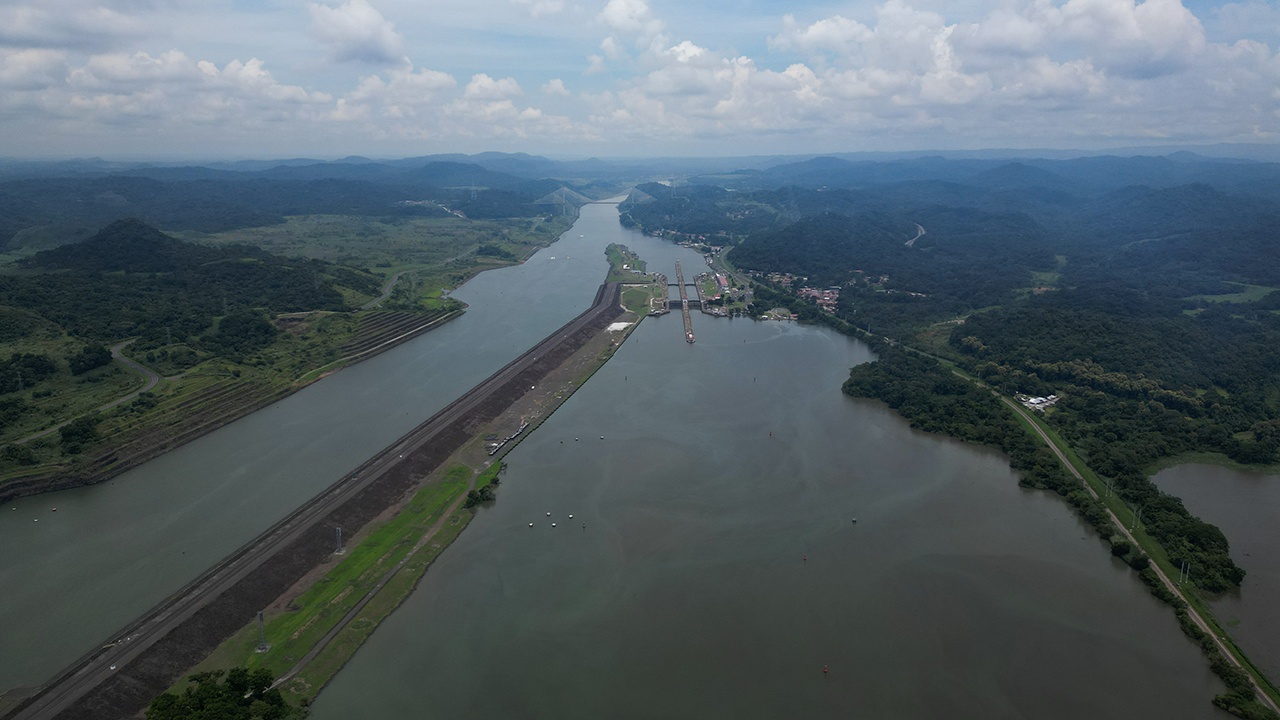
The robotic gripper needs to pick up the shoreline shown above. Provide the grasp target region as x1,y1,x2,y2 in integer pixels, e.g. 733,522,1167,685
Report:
1,283,627,720
0,307,466,505
1143,452,1280,479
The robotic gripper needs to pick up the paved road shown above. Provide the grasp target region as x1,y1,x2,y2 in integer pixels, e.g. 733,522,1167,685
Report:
904,223,926,247
105,341,161,404
361,271,408,309
4,283,622,720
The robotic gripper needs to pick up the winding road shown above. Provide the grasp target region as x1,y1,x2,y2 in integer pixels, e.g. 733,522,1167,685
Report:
14,341,160,446
361,271,408,309
904,223,926,247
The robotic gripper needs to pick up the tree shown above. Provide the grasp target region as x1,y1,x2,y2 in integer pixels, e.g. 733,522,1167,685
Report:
147,667,300,720
208,311,277,354
59,414,99,453
68,345,113,374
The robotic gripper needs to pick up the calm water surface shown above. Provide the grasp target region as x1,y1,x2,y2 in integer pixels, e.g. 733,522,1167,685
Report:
1,204,1227,719
311,241,1223,718
1154,464,1280,680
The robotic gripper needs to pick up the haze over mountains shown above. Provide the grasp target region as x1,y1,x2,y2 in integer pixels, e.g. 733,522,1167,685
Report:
3,149,1279,251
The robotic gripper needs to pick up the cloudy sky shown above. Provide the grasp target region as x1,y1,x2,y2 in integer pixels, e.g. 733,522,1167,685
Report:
1,0,1277,159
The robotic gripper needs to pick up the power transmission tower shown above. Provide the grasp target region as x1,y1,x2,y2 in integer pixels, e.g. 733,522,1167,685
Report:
255,611,270,652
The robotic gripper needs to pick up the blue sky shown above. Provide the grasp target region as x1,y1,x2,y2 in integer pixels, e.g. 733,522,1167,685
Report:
0,0,1277,159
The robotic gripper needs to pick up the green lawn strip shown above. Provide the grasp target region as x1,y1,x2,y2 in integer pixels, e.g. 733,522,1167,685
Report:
699,276,720,299
174,470,473,695
621,287,653,315
253,477,469,671
474,462,502,489
282,509,474,706
1008,403,1280,708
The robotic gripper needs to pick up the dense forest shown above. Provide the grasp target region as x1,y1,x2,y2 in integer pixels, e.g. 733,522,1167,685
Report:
2,219,377,349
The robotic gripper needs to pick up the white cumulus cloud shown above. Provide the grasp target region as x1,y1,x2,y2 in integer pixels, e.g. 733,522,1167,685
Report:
0,48,68,92
309,0,406,65
0,0,147,52
599,0,663,37
0,0,1276,156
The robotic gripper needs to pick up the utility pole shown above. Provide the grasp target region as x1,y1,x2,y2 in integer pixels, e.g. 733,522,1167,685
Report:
255,611,269,652
1130,505,1144,531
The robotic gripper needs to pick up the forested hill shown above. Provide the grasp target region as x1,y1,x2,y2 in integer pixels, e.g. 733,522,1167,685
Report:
730,212,907,285
731,207,1053,306
1,219,380,345
26,218,244,272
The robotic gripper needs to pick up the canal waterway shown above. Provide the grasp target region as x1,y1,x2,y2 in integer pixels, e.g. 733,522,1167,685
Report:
2,203,1227,718
1154,464,1280,682
309,216,1223,717
0,203,638,696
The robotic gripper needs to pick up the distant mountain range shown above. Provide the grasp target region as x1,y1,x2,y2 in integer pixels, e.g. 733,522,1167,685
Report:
1,149,1277,251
